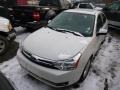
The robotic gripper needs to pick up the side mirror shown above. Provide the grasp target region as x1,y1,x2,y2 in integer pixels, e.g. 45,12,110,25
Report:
97,28,108,36
48,20,51,24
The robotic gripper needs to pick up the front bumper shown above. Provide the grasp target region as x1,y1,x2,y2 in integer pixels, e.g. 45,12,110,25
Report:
17,50,81,87
7,29,16,41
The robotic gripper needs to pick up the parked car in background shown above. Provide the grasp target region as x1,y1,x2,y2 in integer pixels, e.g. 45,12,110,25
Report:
103,1,120,29
0,6,15,27
0,6,11,20
17,9,108,87
11,0,72,31
0,15,16,55
0,71,16,90
72,2,102,10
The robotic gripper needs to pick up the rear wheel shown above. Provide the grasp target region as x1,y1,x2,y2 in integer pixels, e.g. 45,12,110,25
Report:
0,36,9,55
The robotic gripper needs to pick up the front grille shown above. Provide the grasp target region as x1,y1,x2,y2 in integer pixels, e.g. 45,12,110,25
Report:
22,50,58,69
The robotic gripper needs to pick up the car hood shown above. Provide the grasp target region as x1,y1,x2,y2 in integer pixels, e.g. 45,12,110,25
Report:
0,17,9,32
23,27,92,60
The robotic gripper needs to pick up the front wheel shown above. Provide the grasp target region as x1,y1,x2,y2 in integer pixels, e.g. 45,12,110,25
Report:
0,36,9,55
80,58,91,82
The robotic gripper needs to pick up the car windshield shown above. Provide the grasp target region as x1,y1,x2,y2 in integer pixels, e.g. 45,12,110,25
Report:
48,12,95,37
39,0,59,6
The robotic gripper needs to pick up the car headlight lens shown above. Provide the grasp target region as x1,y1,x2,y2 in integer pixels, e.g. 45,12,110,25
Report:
54,53,81,71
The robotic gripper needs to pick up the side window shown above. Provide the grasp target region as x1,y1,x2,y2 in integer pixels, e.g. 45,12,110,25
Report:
101,14,107,24
96,15,103,32
86,4,93,9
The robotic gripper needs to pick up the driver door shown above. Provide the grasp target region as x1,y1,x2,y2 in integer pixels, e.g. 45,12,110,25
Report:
94,14,107,53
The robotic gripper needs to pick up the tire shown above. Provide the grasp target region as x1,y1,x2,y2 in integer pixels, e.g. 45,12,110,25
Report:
0,36,9,55
80,58,92,82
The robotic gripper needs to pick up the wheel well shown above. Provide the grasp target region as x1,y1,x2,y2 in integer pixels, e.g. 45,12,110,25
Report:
0,31,8,37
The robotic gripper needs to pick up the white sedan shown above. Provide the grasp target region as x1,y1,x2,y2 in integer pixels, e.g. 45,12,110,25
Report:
74,2,102,11
17,9,108,87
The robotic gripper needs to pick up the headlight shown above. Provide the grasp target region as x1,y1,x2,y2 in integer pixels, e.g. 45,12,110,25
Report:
54,53,81,71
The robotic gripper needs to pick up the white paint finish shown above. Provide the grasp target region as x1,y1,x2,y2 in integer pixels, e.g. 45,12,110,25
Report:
17,50,77,85
65,9,101,16
95,7,102,11
23,27,91,60
17,9,108,87
0,17,10,32
0,17,9,25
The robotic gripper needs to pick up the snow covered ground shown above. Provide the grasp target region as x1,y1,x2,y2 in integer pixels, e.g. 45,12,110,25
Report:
0,27,120,90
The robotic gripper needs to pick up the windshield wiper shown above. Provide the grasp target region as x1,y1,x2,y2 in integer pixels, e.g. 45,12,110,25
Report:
46,26,84,37
55,28,84,37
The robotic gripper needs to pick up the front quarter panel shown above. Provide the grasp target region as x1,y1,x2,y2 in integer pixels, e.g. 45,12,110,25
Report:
73,37,95,82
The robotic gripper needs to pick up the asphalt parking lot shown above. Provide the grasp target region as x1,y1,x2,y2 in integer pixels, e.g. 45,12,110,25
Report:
0,27,120,90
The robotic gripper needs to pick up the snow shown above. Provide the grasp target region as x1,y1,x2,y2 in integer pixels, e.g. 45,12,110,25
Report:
15,27,30,44
0,28,120,90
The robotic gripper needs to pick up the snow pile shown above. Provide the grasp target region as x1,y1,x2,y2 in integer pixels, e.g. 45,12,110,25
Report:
15,27,30,44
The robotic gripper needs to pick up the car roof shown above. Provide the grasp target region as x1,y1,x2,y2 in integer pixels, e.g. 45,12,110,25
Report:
65,9,101,15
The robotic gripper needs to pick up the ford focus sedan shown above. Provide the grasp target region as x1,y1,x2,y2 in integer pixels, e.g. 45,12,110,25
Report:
17,9,108,87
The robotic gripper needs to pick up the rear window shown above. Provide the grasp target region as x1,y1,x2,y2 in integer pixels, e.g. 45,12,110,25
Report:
79,4,93,9
48,12,95,37
39,0,59,6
